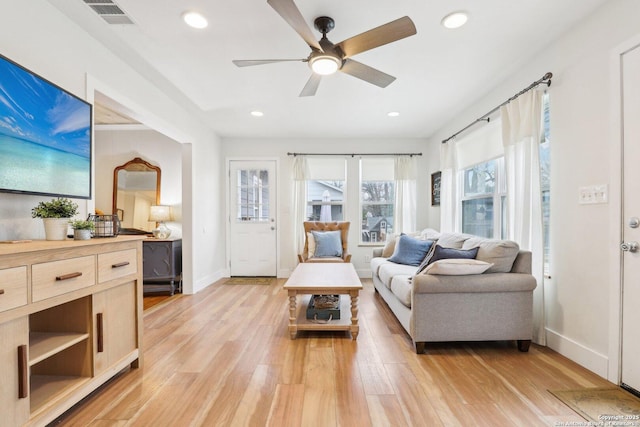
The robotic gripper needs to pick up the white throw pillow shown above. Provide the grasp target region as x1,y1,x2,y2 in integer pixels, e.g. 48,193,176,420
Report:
421,259,493,275
307,232,316,257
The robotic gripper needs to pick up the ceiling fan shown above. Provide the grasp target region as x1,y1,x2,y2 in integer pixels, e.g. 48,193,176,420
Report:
232,0,417,97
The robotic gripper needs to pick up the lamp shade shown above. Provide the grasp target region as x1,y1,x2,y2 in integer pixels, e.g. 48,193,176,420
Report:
149,205,171,222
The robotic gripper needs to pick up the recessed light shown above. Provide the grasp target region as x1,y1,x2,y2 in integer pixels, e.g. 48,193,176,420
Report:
387,111,400,117
441,11,468,29
182,11,208,29
251,111,264,117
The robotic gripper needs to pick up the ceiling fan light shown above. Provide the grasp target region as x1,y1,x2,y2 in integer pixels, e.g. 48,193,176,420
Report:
182,11,208,29
441,11,468,29
310,56,340,75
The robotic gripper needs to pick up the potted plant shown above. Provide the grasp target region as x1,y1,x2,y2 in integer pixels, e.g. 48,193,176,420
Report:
69,219,95,241
31,197,79,240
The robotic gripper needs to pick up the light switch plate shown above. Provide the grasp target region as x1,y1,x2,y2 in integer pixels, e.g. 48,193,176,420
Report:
579,184,608,204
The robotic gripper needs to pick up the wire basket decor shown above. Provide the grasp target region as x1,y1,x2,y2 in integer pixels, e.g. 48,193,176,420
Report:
87,214,120,237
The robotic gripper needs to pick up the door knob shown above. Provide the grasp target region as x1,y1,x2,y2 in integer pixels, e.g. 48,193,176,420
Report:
621,241,639,252
271,226,275,230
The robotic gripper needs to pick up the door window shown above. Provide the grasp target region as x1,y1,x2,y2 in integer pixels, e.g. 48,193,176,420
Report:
236,169,270,222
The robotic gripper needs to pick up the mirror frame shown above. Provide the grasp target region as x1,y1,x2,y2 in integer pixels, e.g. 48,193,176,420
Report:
112,157,161,220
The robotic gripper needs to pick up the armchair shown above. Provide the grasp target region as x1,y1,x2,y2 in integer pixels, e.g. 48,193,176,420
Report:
298,221,352,263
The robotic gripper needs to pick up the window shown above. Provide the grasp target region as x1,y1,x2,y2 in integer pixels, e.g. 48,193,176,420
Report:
306,180,344,221
305,158,346,221
460,158,506,238
457,93,550,270
360,158,395,244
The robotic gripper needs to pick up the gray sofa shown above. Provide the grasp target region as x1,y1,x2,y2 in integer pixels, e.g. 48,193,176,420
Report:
370,231,537,354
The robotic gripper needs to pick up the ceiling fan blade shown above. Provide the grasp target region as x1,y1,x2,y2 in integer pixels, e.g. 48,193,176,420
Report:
336,16,416,58
340,59,396,88
267,0,322,51
299,74,322,97
232,59,305,67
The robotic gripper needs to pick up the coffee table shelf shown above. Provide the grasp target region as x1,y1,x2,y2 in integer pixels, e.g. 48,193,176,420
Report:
294,294,353,330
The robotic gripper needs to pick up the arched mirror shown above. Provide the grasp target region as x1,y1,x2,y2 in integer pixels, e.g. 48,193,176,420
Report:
113,157,161,232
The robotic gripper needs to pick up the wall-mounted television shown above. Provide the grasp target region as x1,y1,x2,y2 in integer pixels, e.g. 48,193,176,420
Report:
0,53,92,199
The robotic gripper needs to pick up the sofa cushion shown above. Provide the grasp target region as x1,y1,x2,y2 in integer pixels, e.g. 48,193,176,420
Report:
390,275,413,308
381,233,401,258
422,259,493,275
378,262,418,288
420,228,441,240
370,257,389,276
462,237,519,273
311,230,343,257
388,235,434,266
435,232,473,249
416,244,479,274
381,232,422,258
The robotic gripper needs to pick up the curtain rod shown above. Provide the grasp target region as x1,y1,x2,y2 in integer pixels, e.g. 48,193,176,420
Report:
287,152,422,157
441,72,553,144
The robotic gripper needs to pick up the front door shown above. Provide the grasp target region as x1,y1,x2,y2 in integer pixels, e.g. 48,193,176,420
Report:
229,160,277,276
621,41,640,394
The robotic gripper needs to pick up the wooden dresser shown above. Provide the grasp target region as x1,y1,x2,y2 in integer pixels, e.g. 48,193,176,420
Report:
0,236,144,427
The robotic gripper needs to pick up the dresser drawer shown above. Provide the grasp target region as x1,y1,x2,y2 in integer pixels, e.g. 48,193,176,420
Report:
98,249,137,283
32,256,96,302
0,266,28,312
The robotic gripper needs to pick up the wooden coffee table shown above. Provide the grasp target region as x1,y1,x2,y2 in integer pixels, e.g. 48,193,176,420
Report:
283,263,363,340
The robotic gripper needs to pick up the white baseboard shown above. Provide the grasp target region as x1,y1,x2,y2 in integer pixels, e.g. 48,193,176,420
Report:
545,327,609,379
192,269,226,294
356,268,372,279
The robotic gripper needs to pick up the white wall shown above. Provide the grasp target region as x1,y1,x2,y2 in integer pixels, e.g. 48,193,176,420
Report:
223,138,429,277
94,129,183,237
428,0,640,380
0,0,225,293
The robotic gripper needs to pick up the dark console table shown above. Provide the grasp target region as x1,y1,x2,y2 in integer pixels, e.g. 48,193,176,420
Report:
143,238,182,295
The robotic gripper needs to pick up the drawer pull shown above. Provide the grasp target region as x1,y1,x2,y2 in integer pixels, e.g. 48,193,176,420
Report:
56,272,83,281
112,261,130,269
18,345,28,399
0,289,4,295
97,313,104,353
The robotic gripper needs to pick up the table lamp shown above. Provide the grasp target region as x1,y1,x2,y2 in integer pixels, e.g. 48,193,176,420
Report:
149,205,172,239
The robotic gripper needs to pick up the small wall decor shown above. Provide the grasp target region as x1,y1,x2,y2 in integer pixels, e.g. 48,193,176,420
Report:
431,171,441,206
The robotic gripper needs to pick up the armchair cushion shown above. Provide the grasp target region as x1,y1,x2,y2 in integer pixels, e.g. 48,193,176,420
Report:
311,230,343,257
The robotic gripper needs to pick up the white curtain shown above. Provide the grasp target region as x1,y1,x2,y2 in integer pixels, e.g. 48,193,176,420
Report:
439,141,460,233
501,90,546,346
291,156,309,264
394,156,417,233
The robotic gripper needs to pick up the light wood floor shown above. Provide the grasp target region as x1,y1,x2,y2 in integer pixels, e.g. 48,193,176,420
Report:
53,278,614,426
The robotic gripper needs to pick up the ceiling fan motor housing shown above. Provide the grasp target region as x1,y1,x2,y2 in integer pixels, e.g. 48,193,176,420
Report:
314,16,335,35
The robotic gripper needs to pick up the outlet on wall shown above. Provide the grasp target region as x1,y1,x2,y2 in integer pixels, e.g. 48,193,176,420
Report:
364,254,371,262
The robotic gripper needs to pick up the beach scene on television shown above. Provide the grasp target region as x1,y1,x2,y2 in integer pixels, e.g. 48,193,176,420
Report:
0,55,91,199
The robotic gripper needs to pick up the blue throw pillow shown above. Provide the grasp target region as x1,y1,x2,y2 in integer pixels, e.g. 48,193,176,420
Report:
416,244,479,274
388,235,434,266
312,230,343,257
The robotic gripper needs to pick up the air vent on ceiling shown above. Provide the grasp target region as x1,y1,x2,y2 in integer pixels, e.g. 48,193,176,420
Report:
83,0,134,25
